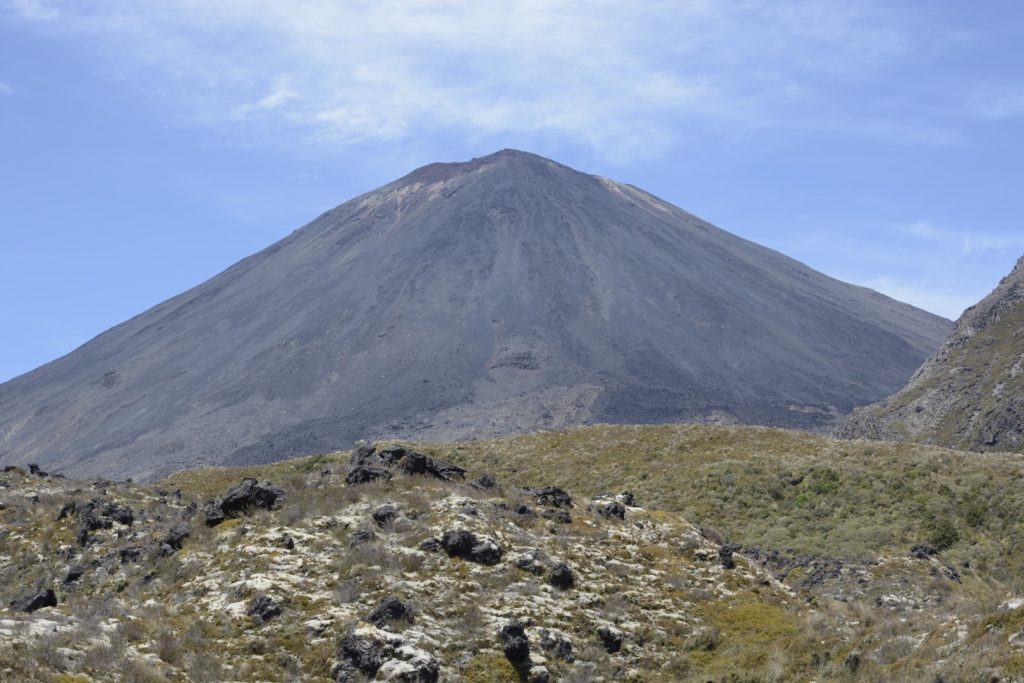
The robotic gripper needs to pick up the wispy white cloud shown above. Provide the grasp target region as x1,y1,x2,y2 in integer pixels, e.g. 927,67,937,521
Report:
905,220,1024,254
3,0,58,21
968,85,1024,120
856,273,978,320
3,0,958,156
0,80,11,95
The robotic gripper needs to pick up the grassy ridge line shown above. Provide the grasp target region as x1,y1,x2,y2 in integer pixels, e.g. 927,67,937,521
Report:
163,423,1024,584
412,424,1024,581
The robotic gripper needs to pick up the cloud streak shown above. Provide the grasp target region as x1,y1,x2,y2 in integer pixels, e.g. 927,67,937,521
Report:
856,273,977,320
969,85,1024,120
906,220,1024,254
3,0,958,156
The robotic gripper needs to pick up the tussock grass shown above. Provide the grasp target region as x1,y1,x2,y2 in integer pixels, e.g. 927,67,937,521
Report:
402,424,1024,576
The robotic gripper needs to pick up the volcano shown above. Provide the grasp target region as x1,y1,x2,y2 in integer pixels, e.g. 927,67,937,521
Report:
0,150,950,479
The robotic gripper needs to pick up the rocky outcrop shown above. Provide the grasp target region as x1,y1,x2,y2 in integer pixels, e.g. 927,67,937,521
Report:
835,255,1024,453
549,562,575,590
10,588,57,613
439,529,502,566
248,594,282,625
527,487,573,509
203,479,285,526
367,597,415,628
345,467,392,485
348,445,466,485
161,522,191,555
597,624,623,653
333,626,439,683
372,503,399,528
500,619,531,664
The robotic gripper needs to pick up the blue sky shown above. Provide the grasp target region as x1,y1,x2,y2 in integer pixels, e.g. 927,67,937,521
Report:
1,1,1023,383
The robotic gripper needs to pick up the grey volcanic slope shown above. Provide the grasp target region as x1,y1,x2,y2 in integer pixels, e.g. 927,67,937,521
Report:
0,150,951,480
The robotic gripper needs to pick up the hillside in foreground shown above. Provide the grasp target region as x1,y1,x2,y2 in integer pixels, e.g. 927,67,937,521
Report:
3,424,1024,681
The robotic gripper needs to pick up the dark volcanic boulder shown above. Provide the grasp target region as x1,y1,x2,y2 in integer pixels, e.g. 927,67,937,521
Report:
28,463,50,477
334,629,385,681
541,509,573,524
162,522,191,554
440,529,477,557
514,555,545,576
349,529,377,547
528,666,551,683
104,502,135,526
539,630,574,661
220,478,285,516
346,467,392,486
398,451,430,476
592,499,626,520
80,507,113,532
351,443,382,467
11,589,57,613
367,597,415,628
397,450,466,481
500,619,530,663
204,478,285,526
62,564,85,585
440,529,502,565
377,446,409,467
469,539,503,566
372,503,399,528
419,537,442,552
911,544,939,559
202,502,226,527
119,546,144,563
550,562,575,590
78,499,135,531
406,656,441,682
529,487,573,508
719,542,741,569
472,474,497,490
597,624,623,653
56,501,76,520
333,625,439,683
248,594,282,625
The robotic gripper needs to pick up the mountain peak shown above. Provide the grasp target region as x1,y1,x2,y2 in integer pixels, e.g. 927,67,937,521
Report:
0,152,950,480
396,148,572,187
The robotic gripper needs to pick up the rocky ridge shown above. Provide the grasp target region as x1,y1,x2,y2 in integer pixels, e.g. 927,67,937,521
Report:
835,255,1024,452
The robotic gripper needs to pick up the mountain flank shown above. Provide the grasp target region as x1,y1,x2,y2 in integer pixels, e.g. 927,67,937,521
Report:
836,255,1024,452
0,150,950,480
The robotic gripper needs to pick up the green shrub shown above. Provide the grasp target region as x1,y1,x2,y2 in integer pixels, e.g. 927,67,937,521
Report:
926,518,960,551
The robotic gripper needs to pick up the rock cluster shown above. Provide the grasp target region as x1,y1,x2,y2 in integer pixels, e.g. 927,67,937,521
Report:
203,478,285,527
347,444,466,487
436,529,503,565
333,626,439,683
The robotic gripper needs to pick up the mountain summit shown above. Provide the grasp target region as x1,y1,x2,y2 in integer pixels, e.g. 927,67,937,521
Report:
0,150,950,479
